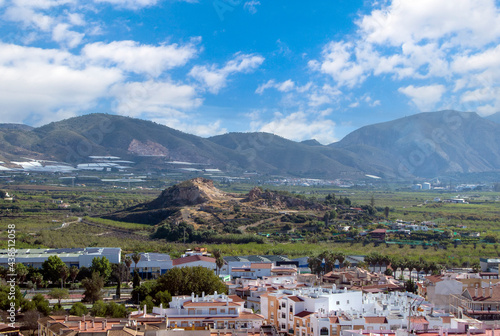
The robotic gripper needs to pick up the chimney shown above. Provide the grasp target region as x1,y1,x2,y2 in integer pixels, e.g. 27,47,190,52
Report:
475,284,478,298
65,316,68,322
84,322,88,331
143,305,147,317
92,320,95,329
79,322,81,330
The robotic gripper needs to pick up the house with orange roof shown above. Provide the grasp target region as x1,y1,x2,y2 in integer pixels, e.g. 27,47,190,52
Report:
450,283,500,320
150,292,264,332
172,255,217,270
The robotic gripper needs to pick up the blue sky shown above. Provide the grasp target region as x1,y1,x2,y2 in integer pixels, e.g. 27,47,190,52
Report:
1,0,500,144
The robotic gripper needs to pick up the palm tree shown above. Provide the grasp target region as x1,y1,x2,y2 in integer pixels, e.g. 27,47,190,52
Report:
124,256,132,278
31,272,43,290
59,265,69,289
308,256,323,277
212,249,224,275
319,251,336,274
335,252,346,269
132,252,141,276
70,265,79,285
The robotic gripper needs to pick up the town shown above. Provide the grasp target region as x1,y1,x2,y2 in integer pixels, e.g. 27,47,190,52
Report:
2,246,500,336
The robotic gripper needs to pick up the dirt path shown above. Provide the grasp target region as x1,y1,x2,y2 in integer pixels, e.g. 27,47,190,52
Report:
240,215,282,233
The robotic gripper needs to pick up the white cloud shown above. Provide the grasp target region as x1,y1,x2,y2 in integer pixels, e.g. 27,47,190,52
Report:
190,53,264,94
154,118,227,137
313,41,366,88
92,0,160,9
111,80,202,117
308,0,500,111
252,111,337,144
0,43,122,125
398,84,446,111
256,79,295,94
52,23,84,48
244,1,260,14
83,40,198,77
349,102,360,108
308,84,341,107
358,0,500,47
3,0,86,48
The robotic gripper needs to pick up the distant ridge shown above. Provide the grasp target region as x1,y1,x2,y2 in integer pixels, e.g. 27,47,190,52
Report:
0,110,500,178
0,124,33,131
486,112,500,124
332,110,500,177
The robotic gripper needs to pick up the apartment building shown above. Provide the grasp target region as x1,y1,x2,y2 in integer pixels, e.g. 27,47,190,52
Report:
151,292,265,332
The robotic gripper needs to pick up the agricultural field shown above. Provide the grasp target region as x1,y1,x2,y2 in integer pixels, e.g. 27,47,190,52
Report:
1,179,500,268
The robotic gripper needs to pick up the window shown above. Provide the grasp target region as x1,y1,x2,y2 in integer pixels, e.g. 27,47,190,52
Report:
296,322,300,328
320,327,329,336
347,300,349,304
336,301,340,305
229,308,236,314
271,313,274,319
282,313,286,319
290,307,293,313
282,324,286,330
282,302,286,308
220,308,225,313
271,301,274,307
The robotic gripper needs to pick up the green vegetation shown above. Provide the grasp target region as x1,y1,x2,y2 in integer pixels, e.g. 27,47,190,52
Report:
2,182,500,269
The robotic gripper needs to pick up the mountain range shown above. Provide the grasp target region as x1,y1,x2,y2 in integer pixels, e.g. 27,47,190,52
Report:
1,110,499,179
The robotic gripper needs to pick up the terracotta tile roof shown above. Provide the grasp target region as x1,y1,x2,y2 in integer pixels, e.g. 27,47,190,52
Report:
365,317,388,324
465,285,500,301
228,295,245,303
60,331,77,336
370,229,387,233
288,296,304,302
108,330,135,336
251,263,272,269
425,275,444,284
271,268,297,273
329,317,339,323
48,322,68,334
295,311,314,318
441,316,451,323
410,316,428,324
183,301,240,307
172,255,216,266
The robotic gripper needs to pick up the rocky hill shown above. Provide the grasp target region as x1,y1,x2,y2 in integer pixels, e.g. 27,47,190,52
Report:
244,187,326,210
105,178,326,228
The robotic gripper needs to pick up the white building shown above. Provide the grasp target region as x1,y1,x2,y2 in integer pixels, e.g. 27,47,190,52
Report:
126,252,173,278
0,247,121,269
150,292,264,332
172,255,217,270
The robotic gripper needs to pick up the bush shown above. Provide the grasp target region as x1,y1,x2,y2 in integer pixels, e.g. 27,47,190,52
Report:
69,302,88,317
